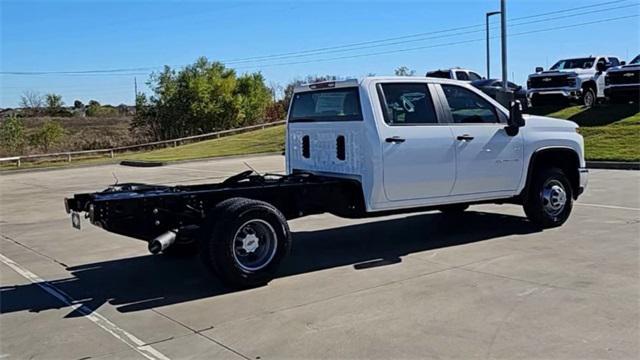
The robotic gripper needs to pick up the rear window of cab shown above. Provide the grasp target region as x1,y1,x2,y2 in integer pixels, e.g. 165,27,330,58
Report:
289,87,362,122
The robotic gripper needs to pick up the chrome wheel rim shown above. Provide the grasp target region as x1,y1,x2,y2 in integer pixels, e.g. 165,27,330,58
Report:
584,91,594,107
232,219,277,272
541,179,567,217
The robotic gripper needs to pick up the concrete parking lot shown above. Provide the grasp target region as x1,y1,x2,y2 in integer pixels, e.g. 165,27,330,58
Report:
0,155,638,359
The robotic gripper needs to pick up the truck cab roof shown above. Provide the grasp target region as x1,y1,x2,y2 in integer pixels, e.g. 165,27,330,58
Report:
294,76,475,93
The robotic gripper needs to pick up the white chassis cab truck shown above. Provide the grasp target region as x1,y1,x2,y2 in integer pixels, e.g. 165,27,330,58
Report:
65,77,588,288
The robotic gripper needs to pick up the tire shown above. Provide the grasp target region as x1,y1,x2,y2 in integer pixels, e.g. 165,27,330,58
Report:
582,87,596,107
523,168,573,228
199,197,291,288
438,204,469,214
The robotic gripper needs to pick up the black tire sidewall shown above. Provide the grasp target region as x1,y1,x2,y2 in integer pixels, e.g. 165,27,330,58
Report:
524,168,573,228
582,88,596,107
200,199,291,288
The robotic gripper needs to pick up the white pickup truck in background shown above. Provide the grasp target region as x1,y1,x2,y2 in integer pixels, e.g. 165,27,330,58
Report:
67,76,588,287
526,55,621,107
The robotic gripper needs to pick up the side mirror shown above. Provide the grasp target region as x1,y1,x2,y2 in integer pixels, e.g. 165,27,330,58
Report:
596,62,607,72
535,67,544,73
506,100,525,135
621,61,626,66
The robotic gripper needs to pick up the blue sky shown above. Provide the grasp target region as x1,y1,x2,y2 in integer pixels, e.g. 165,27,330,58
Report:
1,0,638,108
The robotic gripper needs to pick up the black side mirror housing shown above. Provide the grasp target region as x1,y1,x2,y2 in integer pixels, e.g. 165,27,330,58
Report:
621,61,626,66
535,67,544,73
596,62,607,72
506,100,525,136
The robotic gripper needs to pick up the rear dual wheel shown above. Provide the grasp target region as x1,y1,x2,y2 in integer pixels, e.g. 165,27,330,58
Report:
199,198,291,288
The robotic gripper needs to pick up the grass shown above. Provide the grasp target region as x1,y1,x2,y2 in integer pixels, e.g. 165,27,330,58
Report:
527,103,640,162
2,102,638,171
126,125,284,162
0,125,285,171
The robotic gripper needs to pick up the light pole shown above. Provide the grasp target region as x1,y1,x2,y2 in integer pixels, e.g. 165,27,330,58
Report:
485,11,500,79
500,0,508,92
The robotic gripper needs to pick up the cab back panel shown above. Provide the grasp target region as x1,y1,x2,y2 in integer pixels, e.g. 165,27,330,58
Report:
288,123,366,176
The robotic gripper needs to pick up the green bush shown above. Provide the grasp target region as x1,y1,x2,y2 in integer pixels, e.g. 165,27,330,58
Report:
0,115,26,154
29,120,64,152
132,57,273,140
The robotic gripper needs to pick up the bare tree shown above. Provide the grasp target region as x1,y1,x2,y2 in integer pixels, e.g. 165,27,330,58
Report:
20,90,44,116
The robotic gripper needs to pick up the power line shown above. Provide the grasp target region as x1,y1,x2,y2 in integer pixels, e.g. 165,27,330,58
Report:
0,0,632,76
222,0,632,64
223,2,638,65
232,14,639,70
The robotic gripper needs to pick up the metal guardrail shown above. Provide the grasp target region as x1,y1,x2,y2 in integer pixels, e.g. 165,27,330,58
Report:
0,120,285,168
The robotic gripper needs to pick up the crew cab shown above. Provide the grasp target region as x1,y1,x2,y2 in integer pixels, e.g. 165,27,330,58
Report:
605,54,640,102
426,68,483,81
65,77,588,288
527,55,621,107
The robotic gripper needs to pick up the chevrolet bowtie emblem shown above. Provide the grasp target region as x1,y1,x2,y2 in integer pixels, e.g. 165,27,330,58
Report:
542,77,552,82
623,73,635,77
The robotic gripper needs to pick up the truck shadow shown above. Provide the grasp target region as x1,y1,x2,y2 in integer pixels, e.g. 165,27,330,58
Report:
0,211,540,317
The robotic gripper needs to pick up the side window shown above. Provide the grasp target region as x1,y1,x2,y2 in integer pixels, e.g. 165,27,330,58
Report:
468,72,482,81
608,57,620,67
441,85,499,124
378,83,438,125
455,71,469,81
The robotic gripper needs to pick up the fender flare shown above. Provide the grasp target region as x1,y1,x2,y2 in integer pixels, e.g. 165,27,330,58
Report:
521,147,581,201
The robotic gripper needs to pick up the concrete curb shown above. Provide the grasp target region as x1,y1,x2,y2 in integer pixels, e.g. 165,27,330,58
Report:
587,161,640,170
120,160,165,167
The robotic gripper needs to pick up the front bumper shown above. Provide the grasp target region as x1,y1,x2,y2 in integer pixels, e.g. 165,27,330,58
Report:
578,167,588,197
528,87,582,100
604,84,640,98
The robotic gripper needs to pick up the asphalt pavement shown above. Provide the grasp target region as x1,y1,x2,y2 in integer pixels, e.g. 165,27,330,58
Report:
1,155,638,359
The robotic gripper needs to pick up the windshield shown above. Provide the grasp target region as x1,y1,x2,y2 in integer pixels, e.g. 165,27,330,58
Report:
630,55,640,65
550,57,595,70
289,87,362,122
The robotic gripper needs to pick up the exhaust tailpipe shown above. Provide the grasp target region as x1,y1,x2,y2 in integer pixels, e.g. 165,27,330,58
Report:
148,230,177,254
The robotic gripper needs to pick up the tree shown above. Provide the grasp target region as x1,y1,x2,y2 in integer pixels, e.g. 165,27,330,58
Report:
45,93,64,115
394,66,416,76
29,120,64,152
132,57,274,140
20,90,44,116
85,100,117,117
236,73,272,126
0,115,26,154
73,100,84,109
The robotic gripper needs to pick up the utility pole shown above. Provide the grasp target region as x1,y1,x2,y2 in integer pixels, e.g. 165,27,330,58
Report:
134,77,138,103
486,11,501,79
500,0,508,91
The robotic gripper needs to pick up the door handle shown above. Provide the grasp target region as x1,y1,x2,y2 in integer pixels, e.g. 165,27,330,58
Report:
385,136,406,143
457,134,474,141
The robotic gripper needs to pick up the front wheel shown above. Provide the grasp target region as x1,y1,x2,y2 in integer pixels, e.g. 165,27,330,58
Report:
523,168,573,228
199,198,291,288
582,87,596,107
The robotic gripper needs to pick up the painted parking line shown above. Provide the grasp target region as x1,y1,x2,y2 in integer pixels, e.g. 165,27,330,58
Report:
0,252,170,360
575,202,640,211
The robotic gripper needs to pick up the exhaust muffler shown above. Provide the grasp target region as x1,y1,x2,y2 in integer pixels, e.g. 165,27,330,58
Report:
148,229,177,254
